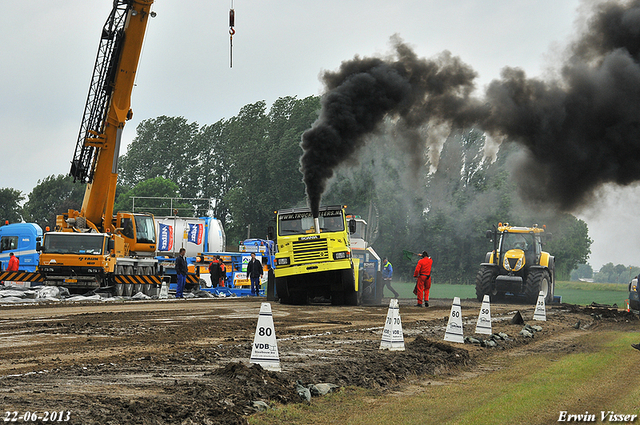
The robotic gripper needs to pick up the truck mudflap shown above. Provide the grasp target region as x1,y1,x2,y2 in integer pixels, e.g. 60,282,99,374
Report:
113,274,164,285
0,271,44,283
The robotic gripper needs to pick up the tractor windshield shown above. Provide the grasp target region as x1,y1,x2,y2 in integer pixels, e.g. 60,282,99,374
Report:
500,233,534,253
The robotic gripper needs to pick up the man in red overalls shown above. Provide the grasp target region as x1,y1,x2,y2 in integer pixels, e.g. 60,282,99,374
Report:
413,251,433,307
7,253,19,271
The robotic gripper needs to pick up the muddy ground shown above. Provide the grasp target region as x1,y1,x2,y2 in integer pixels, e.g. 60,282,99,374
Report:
0,295,636,424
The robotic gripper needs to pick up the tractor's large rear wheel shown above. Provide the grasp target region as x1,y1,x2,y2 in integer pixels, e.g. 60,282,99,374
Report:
525,269,551,304
475,265,497,302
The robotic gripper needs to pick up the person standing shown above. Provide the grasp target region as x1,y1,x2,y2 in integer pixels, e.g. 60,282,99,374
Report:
381,257,399,298
209,256,221,287
413,251,433,307
218,256,226,287
246,252,263,296
175,248,187,298
7,253,19,271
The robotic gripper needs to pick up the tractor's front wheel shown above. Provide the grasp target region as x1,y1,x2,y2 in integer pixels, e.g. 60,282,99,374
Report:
525,269,551,304
475,265,497,302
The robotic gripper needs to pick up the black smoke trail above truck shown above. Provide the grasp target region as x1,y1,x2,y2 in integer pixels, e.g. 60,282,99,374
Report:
299,39,484,218
300,0,640,215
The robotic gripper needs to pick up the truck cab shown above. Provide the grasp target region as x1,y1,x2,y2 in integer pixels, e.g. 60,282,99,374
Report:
0,223,42,272
273,205,358,305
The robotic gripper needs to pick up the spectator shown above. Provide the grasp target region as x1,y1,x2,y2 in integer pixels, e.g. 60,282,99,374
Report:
382,257,399,298
218,256,226,287
413,251,433,307
246,252,263,296
7,253,19,271
209,256,221,287
175,248,187,298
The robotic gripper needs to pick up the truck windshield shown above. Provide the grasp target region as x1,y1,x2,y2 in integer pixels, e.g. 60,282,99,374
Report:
44,234,105,255
135,215,156,244
278,210,344,235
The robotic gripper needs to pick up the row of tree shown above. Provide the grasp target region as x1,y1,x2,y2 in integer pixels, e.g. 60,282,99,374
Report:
2,95,593,283
571,263,639,284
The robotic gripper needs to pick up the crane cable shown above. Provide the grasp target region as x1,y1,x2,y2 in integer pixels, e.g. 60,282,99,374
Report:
229,0,235,68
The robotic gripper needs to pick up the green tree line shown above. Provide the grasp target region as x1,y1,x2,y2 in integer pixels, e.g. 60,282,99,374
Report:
3,95,592,283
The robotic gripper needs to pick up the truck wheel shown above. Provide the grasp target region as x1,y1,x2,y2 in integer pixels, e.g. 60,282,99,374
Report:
275,277,291,304
525,269,551,304
344,289,358,306
340,268,358,306
475,266,497,302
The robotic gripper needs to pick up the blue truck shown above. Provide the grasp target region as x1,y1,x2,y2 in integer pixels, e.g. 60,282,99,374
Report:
0,223,43,272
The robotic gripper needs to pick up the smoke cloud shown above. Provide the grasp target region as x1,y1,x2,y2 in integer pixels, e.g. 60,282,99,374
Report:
300,0,640,214
299,37,485,217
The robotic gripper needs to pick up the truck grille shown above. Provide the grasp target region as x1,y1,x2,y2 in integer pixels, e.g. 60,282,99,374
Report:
293,238,329,262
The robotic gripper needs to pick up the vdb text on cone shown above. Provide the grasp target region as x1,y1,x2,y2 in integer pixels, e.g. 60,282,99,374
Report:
533,291,547,321
250,302,281,371
475,294,492,335
444,296,464,344
380,298,405,351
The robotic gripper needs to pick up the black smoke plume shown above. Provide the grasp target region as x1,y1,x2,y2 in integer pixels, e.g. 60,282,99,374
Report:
482,0,640,210
299,38,485,217
300,0,640,214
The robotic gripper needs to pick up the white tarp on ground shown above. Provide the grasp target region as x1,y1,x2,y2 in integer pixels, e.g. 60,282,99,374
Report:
0,283,235,305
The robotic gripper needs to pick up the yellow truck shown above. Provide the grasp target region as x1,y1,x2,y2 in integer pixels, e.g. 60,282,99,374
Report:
272,205,359,305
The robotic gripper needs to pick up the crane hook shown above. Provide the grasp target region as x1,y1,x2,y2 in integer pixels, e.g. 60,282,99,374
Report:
229,7,235,68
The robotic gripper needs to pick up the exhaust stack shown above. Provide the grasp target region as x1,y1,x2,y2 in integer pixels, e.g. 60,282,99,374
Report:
314,217,321,234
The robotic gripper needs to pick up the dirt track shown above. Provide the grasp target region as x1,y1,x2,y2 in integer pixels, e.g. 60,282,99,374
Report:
0,296,636,424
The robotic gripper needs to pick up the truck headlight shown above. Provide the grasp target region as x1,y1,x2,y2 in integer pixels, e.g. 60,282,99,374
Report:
276,257,290,266
333,251,348,260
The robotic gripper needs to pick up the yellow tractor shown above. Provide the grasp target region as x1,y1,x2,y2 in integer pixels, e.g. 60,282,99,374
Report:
476,223,555,303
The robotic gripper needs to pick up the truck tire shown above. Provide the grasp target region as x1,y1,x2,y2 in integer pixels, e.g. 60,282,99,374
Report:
525,269,551,304
342,268,358,306
275,277,291,305
475,266,497,302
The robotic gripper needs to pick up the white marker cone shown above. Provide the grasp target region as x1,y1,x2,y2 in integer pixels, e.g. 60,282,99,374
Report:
380,298,405,351
444,297,464,343
250,302,281,371
158,281,168,299
475,294,492,335
533,291,547,321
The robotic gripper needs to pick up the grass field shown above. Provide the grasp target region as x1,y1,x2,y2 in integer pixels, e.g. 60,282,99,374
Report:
249,331,640,425
384,280,630,307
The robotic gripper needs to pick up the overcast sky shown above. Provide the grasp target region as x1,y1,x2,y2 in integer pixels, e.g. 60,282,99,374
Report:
2,0,636,270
